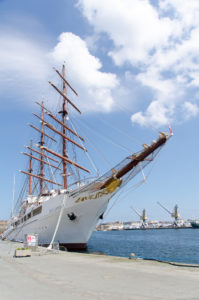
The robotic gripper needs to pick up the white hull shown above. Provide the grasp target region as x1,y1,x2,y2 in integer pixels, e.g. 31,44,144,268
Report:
3,186,115,249
2,132,169,250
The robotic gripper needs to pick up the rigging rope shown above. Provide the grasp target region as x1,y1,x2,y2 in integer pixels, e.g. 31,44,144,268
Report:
101,145,164,221
68,115,100,177
114,101,160,135
95,114,141,145
45,151,58,185
74,116,132,153
73,122,114,170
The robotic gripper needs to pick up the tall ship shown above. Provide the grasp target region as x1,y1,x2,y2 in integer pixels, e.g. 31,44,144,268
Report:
2,65,171,250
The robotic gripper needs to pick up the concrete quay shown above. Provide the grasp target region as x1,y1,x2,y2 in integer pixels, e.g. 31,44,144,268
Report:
0,240,199,300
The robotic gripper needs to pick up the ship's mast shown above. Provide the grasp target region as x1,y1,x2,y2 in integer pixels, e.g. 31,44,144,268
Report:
20,64,170,197
61,65,67,189
99,133,168,190
40,100,44,194
28,139,33,195
21,65,89,194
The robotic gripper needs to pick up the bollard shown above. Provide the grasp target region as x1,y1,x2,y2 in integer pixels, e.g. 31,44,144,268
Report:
129,253,136,259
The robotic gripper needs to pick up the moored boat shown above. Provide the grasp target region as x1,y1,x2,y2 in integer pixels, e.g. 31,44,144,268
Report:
2,64,171,249
190,221,199,228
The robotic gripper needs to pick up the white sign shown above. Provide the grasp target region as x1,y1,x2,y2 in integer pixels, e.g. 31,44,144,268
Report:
27,235,36,246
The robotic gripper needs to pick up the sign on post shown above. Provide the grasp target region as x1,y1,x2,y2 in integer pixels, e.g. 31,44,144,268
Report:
27,235,36,246
24,233,38,251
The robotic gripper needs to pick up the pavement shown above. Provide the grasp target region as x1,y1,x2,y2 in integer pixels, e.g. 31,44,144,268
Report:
0,240,199,300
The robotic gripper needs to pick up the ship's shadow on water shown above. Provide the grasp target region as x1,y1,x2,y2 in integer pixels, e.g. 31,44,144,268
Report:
85,229,199,265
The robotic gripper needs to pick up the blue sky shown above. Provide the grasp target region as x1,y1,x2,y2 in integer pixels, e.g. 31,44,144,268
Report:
1,0,199,222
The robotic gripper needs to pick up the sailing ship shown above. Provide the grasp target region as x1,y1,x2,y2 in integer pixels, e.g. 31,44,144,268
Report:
2,65,171,250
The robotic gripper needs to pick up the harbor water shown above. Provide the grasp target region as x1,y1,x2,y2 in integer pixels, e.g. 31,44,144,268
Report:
87,228,199,265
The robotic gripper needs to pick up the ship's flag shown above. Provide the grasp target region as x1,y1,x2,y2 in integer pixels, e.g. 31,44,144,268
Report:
168,123,173,136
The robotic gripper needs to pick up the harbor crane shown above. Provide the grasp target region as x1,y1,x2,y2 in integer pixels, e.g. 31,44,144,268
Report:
157,202,181,226
130,206,148,228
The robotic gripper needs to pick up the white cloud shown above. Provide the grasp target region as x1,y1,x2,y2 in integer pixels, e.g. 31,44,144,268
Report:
182,101,199,120
50,32,119,112
78,0,199,127
2,1,199,125
160,0,199,28
132,100,174,127
0,30,118,113
0,30,50,104
77,0,174,65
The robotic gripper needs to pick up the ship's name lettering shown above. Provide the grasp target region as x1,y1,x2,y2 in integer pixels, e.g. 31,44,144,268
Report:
75,190,109,203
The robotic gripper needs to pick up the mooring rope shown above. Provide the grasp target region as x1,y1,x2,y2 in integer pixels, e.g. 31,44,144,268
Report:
47,193,67,250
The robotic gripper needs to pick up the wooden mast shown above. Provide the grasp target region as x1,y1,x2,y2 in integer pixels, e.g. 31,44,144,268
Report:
28,139,33,195
35,102,85,141
99,133,168,190
29,124,57,143
41,146,89,173
53,67,78,96
22,64,89,193
32,113,86,151
61,65,67,189
26,146,59,163
21,170,62,186
40,100,44,194
22,152,61,170
20,65,170,197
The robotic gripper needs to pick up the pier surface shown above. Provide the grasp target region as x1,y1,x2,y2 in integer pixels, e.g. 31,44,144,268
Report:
0,240,199,300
